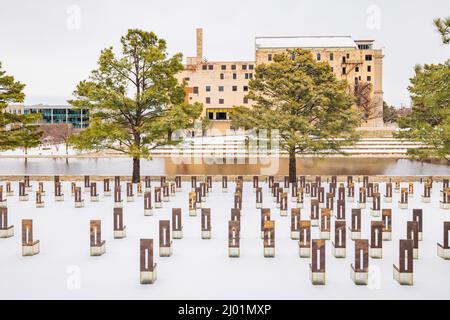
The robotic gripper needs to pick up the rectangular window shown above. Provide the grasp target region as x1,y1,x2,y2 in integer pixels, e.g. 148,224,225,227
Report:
232,86,237,92
367,76,372,81
208,65,214,70
216,112,227,120
242,65,247,70
249,73,253,79
245,73,249,79
206,86,211,92
202,65,207,70
231,65,236,70
208,112,214,120
233,73,237,79
355,66,359,72
365,54,373,61
316,53,321,61
206,97,211,104
220,73,224,79
193,87,198,94
331,67,334,72
268,54,272,61
221,65,226,70
219,99,224,104
184,77,190,81
330,53,334,61
346,53,350,59
367,65,372,72
342,67,346,75
249,65,254,70
218,86,224,92
243,86,248,92
243,97,249,104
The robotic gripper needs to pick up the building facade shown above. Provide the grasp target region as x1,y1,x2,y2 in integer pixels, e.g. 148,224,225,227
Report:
179,29,384,134
24,104,89,128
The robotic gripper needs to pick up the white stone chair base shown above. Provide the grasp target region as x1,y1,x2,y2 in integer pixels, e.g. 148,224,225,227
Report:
90,196,99,202
25,187,33,192
298,246,311,258
104,191,112,196
6,191,14,197
264,247,275,258
228,247,240,257
256,202,262,209
437,245,450,259
311,219,319,227
413,248,419,259
176,188,182,192
296,203,304,209
222,188,228,193
319,203,325,209
84,187,90,193
19,195,29,201
383,231,392,241
114,228,127,239
163,196,170,202
127,196,135,202
370,247,382,259
0,226,14,238
280,210,287,216
189,209,197,216
310,271,326,285
173,230,183,239
440,202,450,209
159,245,173,257
36,202,45,208
347,197,354,203
394,189,400,193
55,195,64,202
370,209,380,217
276,203,281,209
332,245,346,258
140,269,157,284
291,197,297,203
144,209,153,216
0,200,7,208
201,197,206,203
207,188,212,193
418,232,423,241
90,243,106,256
398,202,408,209
137,192,143,197
155,203,162,208
74,201,85,208
145,187,152,192
350,268,368,285
350,231,361,240
393,267,413,285
357,202,366,209
201,231,212,239
384,197,392,203
196,202,202,209
39,192,46,196
421,196,430,203
320,231,330,240
291,231,300,240
114,202,123,208
22,242,40,256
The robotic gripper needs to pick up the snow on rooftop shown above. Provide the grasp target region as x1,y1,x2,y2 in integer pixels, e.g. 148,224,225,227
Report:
255,36,358,49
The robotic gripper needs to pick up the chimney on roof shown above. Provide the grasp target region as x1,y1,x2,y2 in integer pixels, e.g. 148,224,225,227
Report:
196,28,203,63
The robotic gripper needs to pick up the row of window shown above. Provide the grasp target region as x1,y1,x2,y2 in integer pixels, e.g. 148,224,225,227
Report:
193,85,249,93
204,97,249,105
268,53,373,62
202,64,254,71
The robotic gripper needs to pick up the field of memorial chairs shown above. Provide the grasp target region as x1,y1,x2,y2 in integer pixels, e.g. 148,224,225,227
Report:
0,174,449,299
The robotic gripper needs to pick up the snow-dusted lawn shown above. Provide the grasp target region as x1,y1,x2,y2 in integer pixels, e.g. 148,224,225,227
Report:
0,180,449,299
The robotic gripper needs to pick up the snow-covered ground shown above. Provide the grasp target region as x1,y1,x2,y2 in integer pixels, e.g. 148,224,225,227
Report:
0,180,449,299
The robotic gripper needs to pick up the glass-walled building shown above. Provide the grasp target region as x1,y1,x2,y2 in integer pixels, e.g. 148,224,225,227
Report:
24,104,89,128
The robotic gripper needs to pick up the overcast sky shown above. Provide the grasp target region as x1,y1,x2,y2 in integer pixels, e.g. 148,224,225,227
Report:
0,0,449,107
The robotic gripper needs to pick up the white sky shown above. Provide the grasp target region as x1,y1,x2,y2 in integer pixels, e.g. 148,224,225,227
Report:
0,0,449,107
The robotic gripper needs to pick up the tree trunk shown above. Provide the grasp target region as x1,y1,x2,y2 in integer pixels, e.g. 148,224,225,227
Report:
24,147,28,164
65,143,69,164
132,156,140,183
289,150,296,183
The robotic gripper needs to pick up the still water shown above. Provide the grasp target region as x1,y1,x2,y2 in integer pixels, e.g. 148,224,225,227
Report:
0,157,448,176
